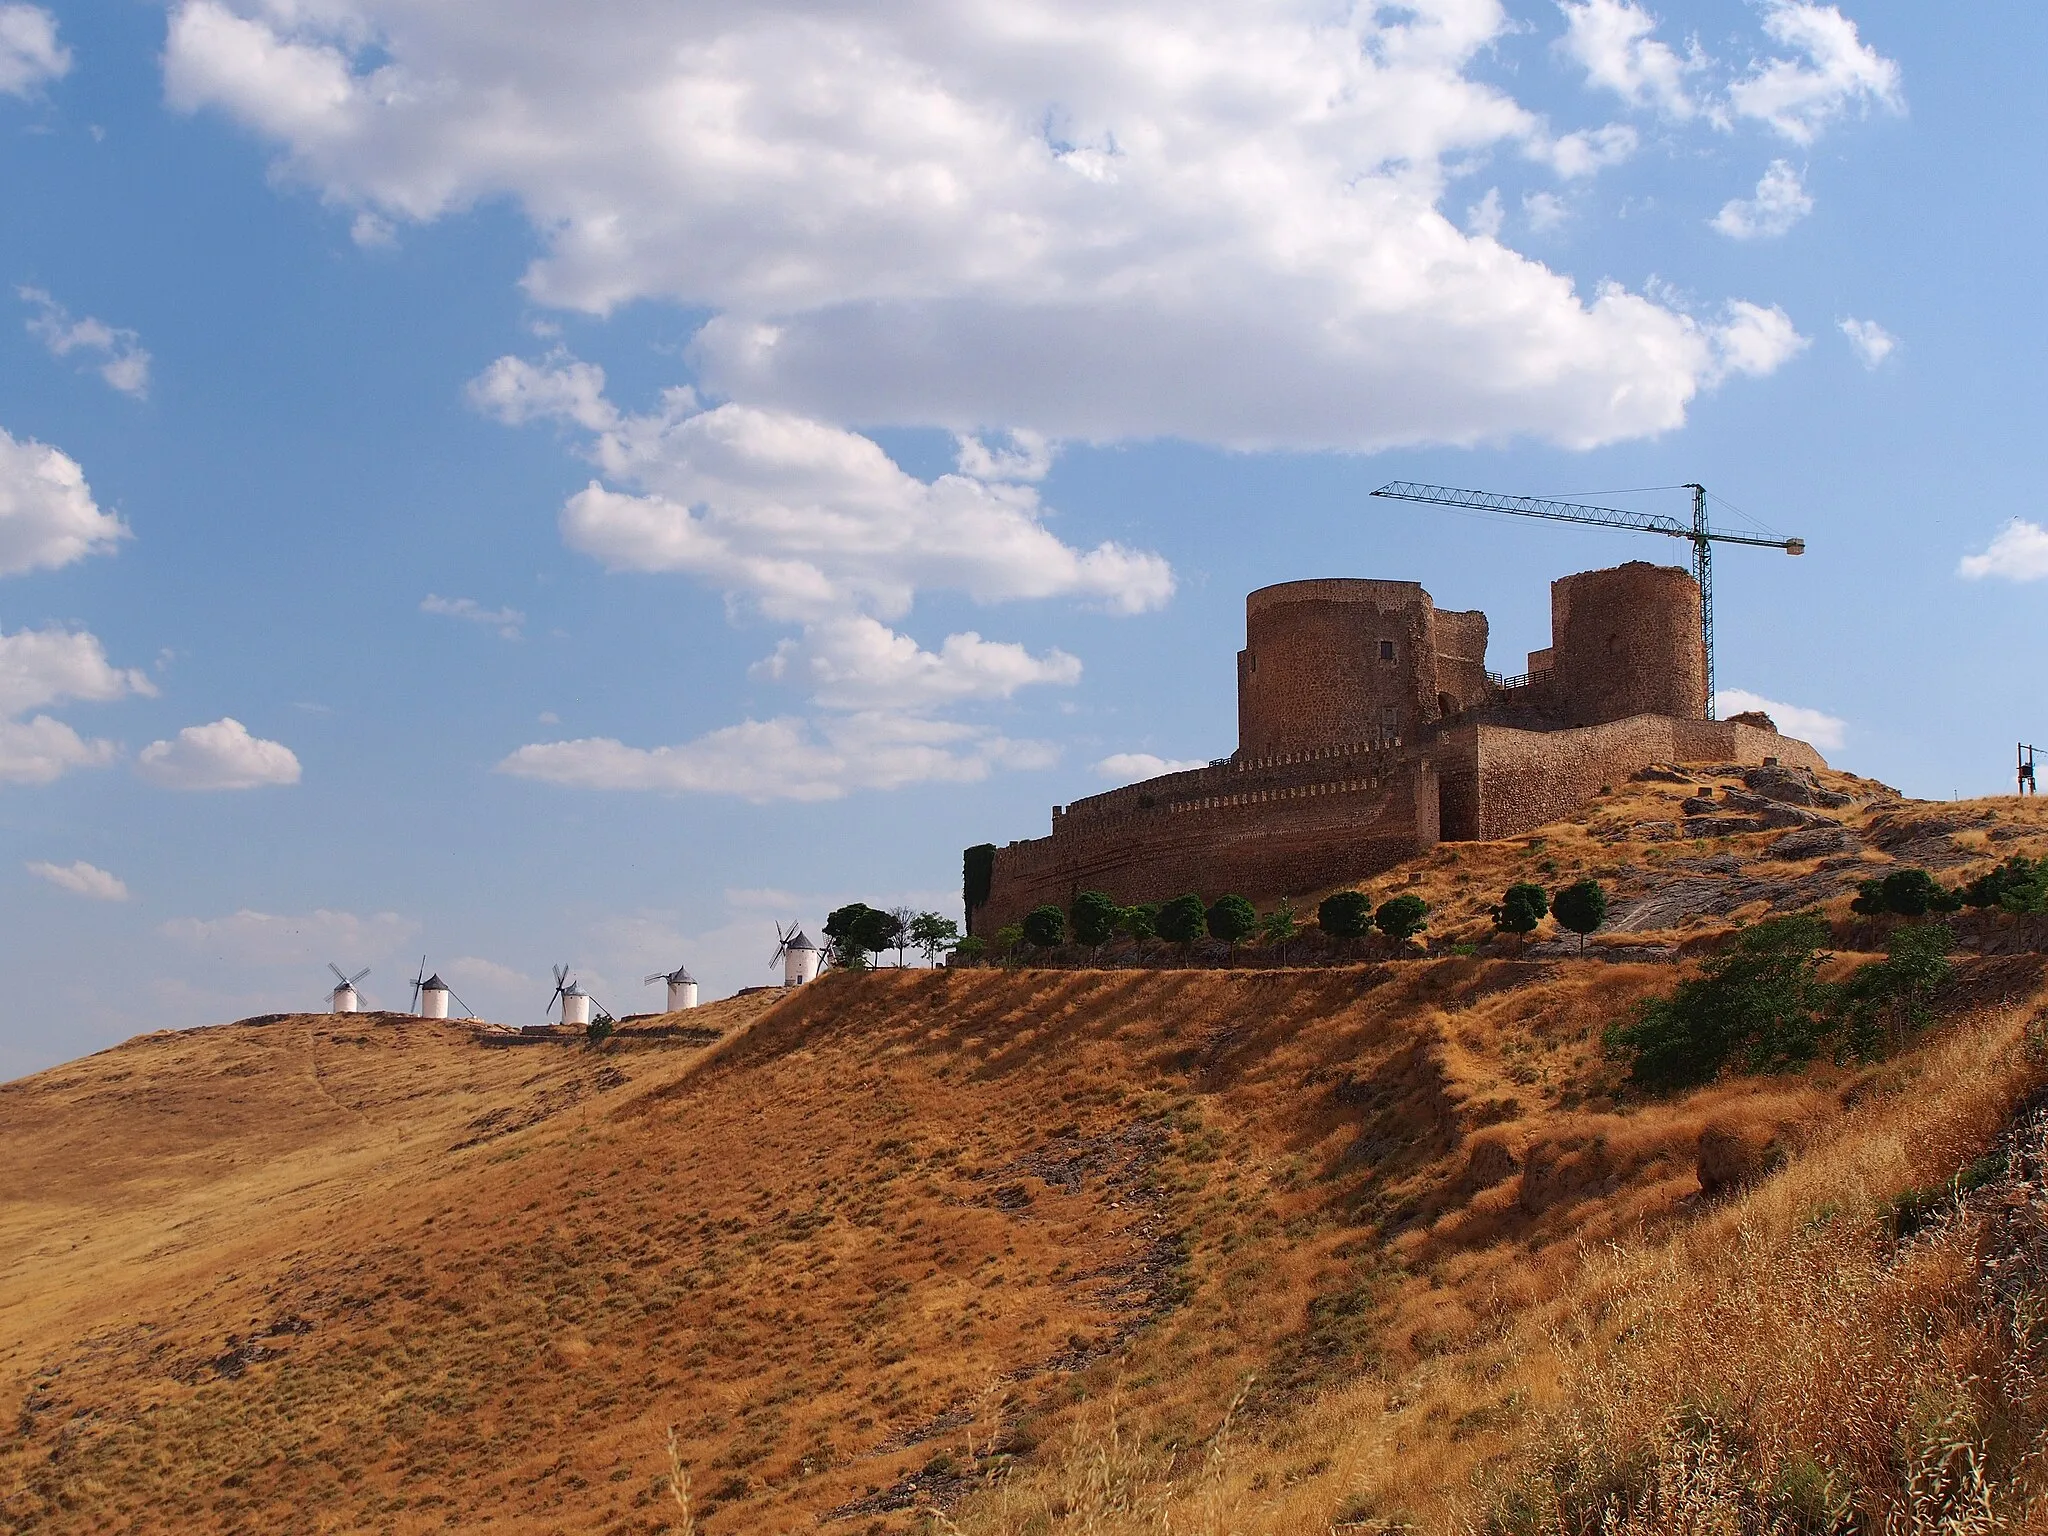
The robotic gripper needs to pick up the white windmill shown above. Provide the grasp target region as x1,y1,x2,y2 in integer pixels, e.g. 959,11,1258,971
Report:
771,924,821,988
327,963,370,1013
408,957,468,1020
546,964,594,1027
644,963,698,1012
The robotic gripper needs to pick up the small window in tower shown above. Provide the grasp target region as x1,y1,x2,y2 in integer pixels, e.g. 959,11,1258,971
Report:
1379,640,1395,661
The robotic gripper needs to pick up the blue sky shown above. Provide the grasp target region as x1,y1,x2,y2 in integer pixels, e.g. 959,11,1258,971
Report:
1,0,2039,1073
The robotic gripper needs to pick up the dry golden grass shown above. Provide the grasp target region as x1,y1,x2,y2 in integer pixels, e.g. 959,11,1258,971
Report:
6,773,2048,1534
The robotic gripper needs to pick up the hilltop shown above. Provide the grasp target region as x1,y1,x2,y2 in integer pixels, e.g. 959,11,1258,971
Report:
5,765,2048,1533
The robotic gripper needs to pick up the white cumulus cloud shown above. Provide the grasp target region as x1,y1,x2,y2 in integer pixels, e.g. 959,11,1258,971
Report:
421,592,524,639
170,0,1803,453
1558,0,1701,119
136,717,301,790
1728,2,1902,144
20,288,153,398
0,4,67,97
1959,521,2048,584
1839,316,1896,368
1706,301,1808,383
1714,688,1846,752
497,712,1056,803
0,427,129,576
1094,752,1206,782
751,616,1081,711
0,626,153,785
26,859,128,900
1712,160,1812,240
0,625,153,717
474,355,1173,623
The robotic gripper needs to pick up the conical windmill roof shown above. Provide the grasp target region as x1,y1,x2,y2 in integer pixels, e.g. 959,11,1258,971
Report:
422,974,448,991
668,965,696,983
787,930,818,951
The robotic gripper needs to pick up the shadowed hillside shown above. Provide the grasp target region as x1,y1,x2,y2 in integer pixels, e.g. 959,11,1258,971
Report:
8,770,2048,1533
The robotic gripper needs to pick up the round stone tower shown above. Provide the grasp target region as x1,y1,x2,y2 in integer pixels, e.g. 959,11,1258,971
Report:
1236,579,1489,757
1550,562,1705,726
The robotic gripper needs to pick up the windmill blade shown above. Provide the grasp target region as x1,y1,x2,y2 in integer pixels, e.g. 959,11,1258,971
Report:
329,962,348,986
350,967,371,986
644,972,667,986
554,963,569,987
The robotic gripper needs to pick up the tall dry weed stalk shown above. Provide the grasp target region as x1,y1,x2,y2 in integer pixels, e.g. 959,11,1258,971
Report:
665,1423,695,1536
954,1380,1260,1536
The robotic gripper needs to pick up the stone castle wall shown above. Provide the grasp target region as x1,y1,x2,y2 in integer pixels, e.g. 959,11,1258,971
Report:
1453,715,1826,842
969,560,1823,935
974,746,1436,934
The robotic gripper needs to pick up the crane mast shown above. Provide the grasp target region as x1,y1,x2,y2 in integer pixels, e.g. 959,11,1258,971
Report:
1370,481,1804,720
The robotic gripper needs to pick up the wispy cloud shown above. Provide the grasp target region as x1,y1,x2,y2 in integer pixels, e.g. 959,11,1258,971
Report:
20,288,152,398
26,858,128,900
1712,160,1811,240
1839,317,1896,368
1093,752,1205,782
421,592,525,639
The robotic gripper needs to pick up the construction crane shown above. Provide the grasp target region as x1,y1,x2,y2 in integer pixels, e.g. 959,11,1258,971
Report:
1369,481,1805,719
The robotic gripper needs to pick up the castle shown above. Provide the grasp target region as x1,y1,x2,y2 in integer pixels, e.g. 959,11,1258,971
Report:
965,561,1826,935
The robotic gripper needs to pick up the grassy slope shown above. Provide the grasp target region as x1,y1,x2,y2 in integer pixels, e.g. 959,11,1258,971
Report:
4,772,2048,1534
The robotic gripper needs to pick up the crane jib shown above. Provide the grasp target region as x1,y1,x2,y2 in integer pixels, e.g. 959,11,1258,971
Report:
1368,481,1807,725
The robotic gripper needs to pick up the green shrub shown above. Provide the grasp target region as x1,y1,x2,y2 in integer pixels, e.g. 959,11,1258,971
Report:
1117,902,1161,942
1259,899,1298,958
1965,855,2048,915
950,936,987,965
1070,890,1122,948
1157,893,1207,945
1889,1151,2006,1238
1604,913,1834,1090
1834,922,1955,1060
1375,893,1429,942
1851,867,1961,918
1206,894,1258,946
1318,890,1373,940
1551,879,1608,954
1493,882,1548,949
1022,904,1067,948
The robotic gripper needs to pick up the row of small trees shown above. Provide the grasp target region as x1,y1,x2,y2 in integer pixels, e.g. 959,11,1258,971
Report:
1489,878,1609,954
821,903,961,968
955,887,1435,963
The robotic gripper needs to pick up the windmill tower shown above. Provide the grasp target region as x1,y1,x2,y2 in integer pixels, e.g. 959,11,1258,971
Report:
327,963,369,1014
644,964,698,1012
407,957,470,1020
547,964,594,1027
771,924,821,988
